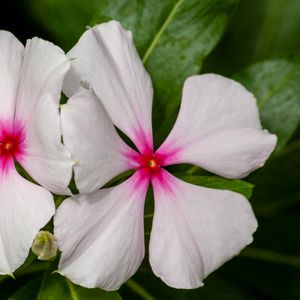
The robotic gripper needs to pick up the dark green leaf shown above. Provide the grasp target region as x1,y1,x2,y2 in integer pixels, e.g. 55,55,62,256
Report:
175,174,254,199
37,272,122,300
233,54,300,154
26,0,101,50
203,0,300,75
218,211,300,299
125,279,156,300
241,247,300,268
126,268,257,300
10,277,43,300
251,0,300,60
218,253,300,300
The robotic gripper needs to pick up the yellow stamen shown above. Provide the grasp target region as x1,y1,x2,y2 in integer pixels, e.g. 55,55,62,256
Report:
4,142,13,151
148,159,156,168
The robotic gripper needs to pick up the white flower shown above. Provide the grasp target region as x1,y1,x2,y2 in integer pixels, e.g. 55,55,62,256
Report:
54,21,276,290
0,31,72,275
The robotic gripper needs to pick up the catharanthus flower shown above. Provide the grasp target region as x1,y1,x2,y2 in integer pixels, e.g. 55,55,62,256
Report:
54,21,277,290
0,31,72,275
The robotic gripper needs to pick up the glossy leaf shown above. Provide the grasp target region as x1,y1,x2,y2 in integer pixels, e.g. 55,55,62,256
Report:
234,54,300,154
92,0,238,144
37,273,123,300
175,174,254,199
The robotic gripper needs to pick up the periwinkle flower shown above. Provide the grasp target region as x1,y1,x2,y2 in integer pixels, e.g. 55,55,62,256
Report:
0,31,72,275
54,21,276,290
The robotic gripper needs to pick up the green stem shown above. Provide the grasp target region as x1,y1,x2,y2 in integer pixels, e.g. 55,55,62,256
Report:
66,279,80,300
241,247,300,268
126,279,156,300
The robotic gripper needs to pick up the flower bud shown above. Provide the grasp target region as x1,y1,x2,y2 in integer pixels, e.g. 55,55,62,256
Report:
31,231,58,261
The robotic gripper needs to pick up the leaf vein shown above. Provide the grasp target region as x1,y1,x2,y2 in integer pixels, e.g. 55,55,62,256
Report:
142,0,184,64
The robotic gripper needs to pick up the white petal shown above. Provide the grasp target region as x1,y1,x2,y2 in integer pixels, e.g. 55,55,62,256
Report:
157,74,277,178
16,37,69,121
15,37,73,195
150,169,257,289
0,169,54,275
54,171,149,290
63,21,153,153
0,31,23,120
180,128,276,178
61,88,137,193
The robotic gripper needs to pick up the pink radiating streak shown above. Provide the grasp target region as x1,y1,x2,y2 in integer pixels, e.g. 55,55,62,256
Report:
132,125,153,155
123,127,181,195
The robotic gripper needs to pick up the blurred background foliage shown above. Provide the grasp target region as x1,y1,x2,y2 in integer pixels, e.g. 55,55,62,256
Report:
1,0,300,299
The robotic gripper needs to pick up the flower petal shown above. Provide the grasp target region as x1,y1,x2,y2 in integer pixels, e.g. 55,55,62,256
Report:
150,169,257,289
61,88,137,193
15,37,73,195
63,21,153,153
0,31,23,120
157,74,277,178
0,169,54,275
54,171,149,290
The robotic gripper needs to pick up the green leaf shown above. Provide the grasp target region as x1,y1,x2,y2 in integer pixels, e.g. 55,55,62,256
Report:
203,0,300,75
10,277,43,300
247,143,300,216
233,54,300,154
218,251,300,300
217,209,300,299
37,273,122,300
175,174,254,199
227,143,300,299
26,0,101,50
241,247,300,268
92,0,238,144
126,279,156,300
128,269,257,300
251,0,300,60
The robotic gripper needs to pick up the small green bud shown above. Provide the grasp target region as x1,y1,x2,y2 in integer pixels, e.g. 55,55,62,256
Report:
31,231,58,261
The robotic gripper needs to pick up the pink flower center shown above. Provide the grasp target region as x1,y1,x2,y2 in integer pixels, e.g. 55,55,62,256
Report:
0,138,19,157
0,121,26,172
127,151,165,185
125,131,176,183
140,153,161,172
